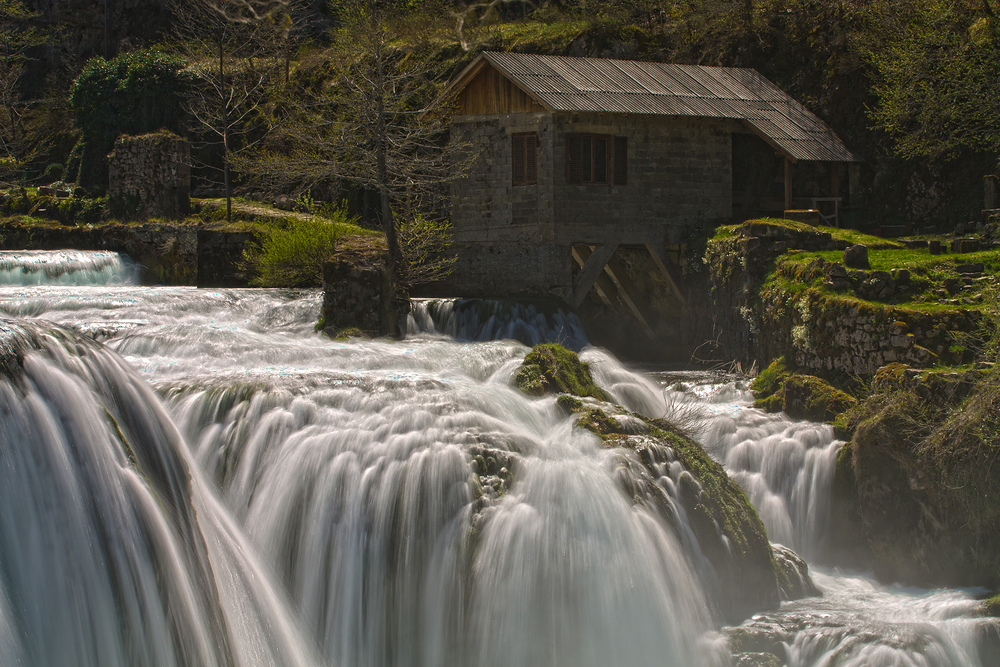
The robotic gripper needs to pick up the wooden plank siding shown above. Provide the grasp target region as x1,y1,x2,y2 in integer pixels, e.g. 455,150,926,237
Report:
456,65,548,115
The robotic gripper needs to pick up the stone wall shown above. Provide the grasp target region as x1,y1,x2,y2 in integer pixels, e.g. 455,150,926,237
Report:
109,132,191,219
0,220,259,286
448,112,736,298
707,223,983,377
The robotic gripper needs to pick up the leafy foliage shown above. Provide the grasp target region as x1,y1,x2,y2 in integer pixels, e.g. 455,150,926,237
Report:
243,212,361,287
868,0,1000,161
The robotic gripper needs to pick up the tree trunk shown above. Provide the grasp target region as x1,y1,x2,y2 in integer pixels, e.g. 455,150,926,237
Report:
375,45,401,271
219,28,231,224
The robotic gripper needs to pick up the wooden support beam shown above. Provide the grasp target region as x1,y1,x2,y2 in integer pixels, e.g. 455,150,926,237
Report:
784,157,794,210
572,246,614,308
571,243,618,308
602,258,657,341
644,243,685,305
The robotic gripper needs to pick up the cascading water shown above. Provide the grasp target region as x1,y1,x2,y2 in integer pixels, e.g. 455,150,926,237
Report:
0,249,138,285
581,357,1000,666
408,297,589,350
2,248,998,667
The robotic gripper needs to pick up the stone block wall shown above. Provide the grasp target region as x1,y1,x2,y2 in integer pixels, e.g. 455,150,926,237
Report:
551,114,735,245
109,132,191,219
448,112,736,298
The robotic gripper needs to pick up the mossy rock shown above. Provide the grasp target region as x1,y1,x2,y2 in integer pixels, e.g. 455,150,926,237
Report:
331,326,367,340
561,398,780,623
780,375,856,422
515,343,609,401
982,593,1000,617
753,358,856,423
751,357,792,398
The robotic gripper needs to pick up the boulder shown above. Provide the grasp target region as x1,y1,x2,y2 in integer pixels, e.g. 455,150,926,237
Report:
516,344,782,623
843,244,870,269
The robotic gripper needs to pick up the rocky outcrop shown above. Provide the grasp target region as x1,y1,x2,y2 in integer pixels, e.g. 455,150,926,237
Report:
515,344,793,623
707,222,983,377
838,364,1000,590
320,260,400,338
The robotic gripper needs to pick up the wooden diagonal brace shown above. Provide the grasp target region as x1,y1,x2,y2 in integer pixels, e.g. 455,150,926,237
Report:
571,243,618,308
645,243,685,305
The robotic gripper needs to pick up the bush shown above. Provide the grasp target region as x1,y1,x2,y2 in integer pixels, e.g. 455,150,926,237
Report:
68,49,190,191
244,213,357,287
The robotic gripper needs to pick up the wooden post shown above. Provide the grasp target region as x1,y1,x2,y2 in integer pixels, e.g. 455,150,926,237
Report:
784,157,794,210
849,163,861,206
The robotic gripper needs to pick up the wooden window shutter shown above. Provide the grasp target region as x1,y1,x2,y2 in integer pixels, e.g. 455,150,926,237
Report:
613,136,628,186
567,134,583,184
512,134,526,185
525,134,537,184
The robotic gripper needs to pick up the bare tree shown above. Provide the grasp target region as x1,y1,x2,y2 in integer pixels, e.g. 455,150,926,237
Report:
240,0,474,280
169,0,298,221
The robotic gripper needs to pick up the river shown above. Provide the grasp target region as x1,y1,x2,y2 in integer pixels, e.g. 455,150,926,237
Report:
0,249,996,666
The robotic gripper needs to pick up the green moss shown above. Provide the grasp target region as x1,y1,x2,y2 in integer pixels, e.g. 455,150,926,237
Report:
332,327,366,340
781,375,857,423
982,593,1000,617
751,356,792,399
514,343,609,400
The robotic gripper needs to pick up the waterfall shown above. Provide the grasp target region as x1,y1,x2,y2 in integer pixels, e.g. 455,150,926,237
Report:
164,341,728,667
0,250,138,285
583,349,839,560
2,249,998,667
0,319,316,667
407,298,589,350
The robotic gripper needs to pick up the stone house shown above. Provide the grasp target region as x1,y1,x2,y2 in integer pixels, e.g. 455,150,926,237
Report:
444,52,860,307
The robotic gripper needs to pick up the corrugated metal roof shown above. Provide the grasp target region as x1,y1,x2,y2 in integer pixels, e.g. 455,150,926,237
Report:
466,52,859,162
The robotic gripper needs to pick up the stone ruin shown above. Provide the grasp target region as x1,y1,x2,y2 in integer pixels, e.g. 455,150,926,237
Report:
108,131,190,219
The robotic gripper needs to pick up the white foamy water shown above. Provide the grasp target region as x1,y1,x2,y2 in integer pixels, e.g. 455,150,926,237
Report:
1,249,997,667
0,249,138,285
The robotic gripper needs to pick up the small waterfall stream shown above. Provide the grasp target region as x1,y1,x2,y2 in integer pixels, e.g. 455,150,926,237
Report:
1,249,998,666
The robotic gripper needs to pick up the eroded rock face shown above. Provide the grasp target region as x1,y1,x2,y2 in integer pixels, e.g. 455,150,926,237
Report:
843,365,1000,590
772,544,821,601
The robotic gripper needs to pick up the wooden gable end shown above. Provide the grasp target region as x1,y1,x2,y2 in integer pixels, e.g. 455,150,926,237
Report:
455,64,548,115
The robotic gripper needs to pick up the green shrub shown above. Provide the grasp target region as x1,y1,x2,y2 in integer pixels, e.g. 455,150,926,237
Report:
244,213,357,287
68,49,190,191
42,163,64,183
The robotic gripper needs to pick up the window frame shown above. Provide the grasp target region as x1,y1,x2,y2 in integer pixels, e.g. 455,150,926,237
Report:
567,133,627,186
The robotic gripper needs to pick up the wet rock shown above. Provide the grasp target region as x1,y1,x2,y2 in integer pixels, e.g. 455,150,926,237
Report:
733,653,783,667
514,343,609,400
843,244,870,269
772,544,822,600
516,344,782,624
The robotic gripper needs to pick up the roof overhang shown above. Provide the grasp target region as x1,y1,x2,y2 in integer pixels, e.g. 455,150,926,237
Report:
443,52,556,114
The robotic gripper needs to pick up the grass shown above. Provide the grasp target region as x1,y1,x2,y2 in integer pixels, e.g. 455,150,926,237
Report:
776,246,1000,311
712,217,904,249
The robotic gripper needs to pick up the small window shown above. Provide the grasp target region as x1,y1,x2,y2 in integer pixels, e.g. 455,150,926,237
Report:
567,133,627,185
512,132,538,185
